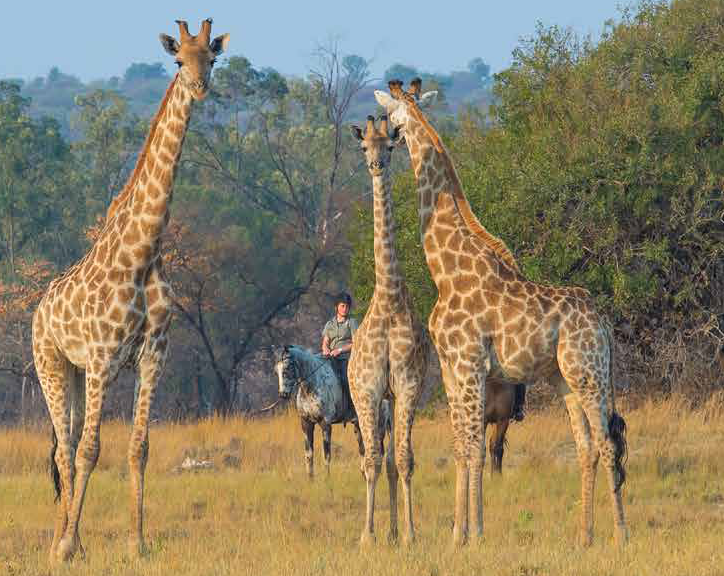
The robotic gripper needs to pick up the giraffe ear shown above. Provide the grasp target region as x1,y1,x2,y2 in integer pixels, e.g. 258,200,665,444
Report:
350,125,364,141
374,90,398,112
159,34,180,56
418,91,438,109
210,33,230,55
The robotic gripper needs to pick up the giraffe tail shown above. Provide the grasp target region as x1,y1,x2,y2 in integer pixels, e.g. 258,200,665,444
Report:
50,427,61,503
606,322,627,492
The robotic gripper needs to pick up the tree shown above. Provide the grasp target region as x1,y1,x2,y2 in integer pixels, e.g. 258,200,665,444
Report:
467,57,491,81
123,62,169,84
166,44,373,414
0,81,75,274
72,89,146,211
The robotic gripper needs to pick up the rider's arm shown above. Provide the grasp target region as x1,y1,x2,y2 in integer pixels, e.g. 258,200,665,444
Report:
322,334,331,356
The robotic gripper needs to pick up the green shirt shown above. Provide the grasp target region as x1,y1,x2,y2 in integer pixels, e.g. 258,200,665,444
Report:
322,316,358,358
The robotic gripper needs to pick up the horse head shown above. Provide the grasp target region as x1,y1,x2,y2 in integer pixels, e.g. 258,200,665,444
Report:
273,345,298,399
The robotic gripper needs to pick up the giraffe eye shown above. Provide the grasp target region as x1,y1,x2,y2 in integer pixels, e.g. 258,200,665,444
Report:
387,146,394,152
361,146,367,152
175,61,183,68
211,58,217,67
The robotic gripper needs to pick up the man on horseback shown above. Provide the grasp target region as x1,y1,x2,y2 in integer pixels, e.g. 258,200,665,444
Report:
321,292,357,411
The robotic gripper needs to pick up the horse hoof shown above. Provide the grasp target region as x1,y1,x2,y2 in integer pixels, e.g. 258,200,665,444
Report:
128,539,149,558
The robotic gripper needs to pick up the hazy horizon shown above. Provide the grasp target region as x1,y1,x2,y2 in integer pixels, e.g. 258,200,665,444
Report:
1,1,631,83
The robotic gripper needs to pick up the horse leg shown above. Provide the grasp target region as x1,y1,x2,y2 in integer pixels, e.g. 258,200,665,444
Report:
353,420,365,477
301,418,315,478
490,418,509,476
321,423,332,476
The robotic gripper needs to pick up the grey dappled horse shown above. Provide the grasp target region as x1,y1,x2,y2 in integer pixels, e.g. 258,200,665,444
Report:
273,345,390,477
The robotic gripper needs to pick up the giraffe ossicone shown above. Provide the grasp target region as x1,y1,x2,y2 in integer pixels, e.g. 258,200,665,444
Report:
32,18,229,563
348,114,430,545
375,78,629,548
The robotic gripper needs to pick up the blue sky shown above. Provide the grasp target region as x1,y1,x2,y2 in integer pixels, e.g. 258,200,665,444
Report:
1,1,632,82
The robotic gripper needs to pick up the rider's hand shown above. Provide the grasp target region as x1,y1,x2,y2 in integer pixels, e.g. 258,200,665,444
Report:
322,348,330,357
331,348,341,357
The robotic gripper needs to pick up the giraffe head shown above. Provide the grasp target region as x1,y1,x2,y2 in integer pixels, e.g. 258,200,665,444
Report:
374,78,437,133
159,18,230,100
350,115,403,177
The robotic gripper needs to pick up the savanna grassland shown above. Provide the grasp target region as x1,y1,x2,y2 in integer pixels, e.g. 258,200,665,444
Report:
1,396,723,576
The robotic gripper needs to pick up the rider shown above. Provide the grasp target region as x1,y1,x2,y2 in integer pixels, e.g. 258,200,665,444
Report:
321,292,357,409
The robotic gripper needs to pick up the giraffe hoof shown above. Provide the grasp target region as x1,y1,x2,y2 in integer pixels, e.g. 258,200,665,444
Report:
578,531,594,548
387,529,399,545
57,535,78,562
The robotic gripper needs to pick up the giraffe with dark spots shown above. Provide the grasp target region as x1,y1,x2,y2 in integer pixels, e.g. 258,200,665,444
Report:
32,19,230,563
375,79,628,548
348,115,430,545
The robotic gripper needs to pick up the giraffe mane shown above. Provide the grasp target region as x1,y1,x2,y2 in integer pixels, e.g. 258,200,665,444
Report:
402,95,521,274
105,75,179,222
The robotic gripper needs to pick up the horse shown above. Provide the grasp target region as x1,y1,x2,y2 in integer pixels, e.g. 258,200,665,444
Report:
273,344,390,477
485,381,526,475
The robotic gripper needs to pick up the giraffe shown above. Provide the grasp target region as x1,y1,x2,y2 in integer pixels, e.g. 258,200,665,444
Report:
31,19,230,562
374,79,628,547
348,115,430,545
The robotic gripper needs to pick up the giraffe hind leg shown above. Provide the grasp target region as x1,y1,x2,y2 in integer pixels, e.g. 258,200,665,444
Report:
34,339,75,562
562,391,598,547
578,387,629,546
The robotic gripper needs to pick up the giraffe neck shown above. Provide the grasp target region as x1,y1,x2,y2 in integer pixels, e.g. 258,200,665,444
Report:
104,74,193,251
402,114,521,274
371,171,405,303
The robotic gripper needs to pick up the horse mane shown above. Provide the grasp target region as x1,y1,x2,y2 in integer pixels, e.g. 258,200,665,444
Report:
405,98,521,274
105,75,179,221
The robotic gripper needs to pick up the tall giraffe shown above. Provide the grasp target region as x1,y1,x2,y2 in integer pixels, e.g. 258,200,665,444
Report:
348,115,429,544
375,80,628,547
31,19,230,562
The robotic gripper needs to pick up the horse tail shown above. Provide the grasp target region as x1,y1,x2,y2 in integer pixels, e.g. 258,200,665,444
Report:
50,426,61,503
606,322,627,492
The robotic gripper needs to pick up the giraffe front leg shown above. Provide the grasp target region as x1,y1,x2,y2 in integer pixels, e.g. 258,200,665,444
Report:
465,372,486,544
128,334,168,558
354,388,383,546
441,359,470,547
392,394,417,545
385,398,399,544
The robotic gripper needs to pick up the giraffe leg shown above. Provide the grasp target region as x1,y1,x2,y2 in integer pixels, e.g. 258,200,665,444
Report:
128,332,168,558
563,392,598,547
579,391,629,546
464,371,486,544
57,361,114,561
441,360,469,546
353,386,384,545
34,342,75,563
392,393,417,545
301,418,315,478
321,423,332,476
385,397,399,544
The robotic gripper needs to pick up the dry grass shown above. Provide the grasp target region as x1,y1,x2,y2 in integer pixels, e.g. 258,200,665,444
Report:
1,395,723,576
